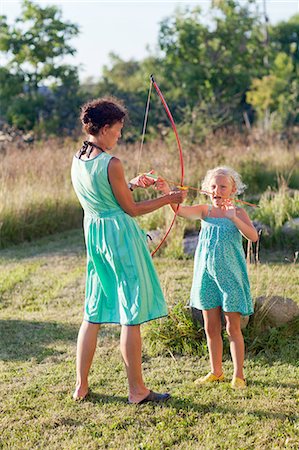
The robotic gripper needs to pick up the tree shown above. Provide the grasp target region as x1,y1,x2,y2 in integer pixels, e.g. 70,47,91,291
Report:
246,15,299,131
0,0,81,134
246,52,299,131
156,0,266,138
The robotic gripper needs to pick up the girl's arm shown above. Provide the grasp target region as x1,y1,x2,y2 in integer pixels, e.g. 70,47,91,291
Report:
172,204,207,220
155,177,206,220
228,207,258,242
108,158,187,217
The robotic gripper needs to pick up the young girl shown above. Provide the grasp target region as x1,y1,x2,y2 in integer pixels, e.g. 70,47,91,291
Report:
157,166,258,389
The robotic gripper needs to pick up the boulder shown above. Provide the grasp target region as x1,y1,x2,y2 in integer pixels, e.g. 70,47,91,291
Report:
282,218,299,235
183,232,198,256
252,220,271,236
255,296,299,327
146,230,163,245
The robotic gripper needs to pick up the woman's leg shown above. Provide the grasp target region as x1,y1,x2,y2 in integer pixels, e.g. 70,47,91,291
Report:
224,312,244,380
203,307,223,376
73,320,100,399
120,325,149,403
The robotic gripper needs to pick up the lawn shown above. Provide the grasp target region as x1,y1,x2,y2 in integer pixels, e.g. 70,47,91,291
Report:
0,230,298,449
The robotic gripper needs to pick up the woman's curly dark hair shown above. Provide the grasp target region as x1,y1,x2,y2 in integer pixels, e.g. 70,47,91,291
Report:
80,97,127,135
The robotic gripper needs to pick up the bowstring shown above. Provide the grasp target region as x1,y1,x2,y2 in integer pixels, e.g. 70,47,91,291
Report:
136,79,153,176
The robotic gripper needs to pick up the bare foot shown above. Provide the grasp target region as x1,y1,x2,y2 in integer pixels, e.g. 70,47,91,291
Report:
128,388,150,404
73,385,88,401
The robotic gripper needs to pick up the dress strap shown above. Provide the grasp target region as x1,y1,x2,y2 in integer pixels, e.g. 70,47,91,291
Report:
78,141,105,159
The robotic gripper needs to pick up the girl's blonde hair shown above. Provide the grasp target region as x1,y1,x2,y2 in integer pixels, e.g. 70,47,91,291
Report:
202,166,247,195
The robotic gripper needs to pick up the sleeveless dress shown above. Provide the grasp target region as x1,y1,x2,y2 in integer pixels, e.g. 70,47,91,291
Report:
71,152,168,325
190,206,253,316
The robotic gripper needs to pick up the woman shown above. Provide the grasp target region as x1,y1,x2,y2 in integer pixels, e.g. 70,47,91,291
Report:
71,97,186,404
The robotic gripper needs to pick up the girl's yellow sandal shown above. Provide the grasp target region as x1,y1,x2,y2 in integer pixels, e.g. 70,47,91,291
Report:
231,377,246,389
195,372,225,385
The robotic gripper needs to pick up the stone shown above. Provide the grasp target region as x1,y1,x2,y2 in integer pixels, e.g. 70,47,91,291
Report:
255,296,299,327
146,230,163,245
183,232,198,256
252,220,271,236
282,218,299,235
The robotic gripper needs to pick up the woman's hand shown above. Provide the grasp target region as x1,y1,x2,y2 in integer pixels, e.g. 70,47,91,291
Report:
155,178,171,194
167,188,188,204
129,170,156,189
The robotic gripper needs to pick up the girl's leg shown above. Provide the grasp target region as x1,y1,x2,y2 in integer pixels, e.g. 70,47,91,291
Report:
203,307,223,376
224,312,244,380
120,325,150,403
73,320,100,399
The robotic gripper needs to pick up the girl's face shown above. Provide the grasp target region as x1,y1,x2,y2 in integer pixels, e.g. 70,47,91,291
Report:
101,120,123,150
209,175,236,207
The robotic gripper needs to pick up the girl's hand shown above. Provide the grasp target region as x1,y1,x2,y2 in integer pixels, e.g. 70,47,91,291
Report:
155,178,171,194
129,170,156,189
221,199,237,220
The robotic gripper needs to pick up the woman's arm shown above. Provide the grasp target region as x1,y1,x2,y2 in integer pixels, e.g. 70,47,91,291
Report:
108,158,186,217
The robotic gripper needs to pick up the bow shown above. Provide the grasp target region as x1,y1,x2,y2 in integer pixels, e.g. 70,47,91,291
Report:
139,74,185,257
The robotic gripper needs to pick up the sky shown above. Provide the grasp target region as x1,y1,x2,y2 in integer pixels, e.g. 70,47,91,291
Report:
1,0,299,81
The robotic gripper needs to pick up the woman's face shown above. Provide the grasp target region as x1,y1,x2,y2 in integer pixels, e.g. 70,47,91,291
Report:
209,175,235,207
101,121,124,150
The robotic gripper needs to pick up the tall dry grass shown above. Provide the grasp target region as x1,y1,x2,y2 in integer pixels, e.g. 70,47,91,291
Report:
0,131,298,248
0,139,82,247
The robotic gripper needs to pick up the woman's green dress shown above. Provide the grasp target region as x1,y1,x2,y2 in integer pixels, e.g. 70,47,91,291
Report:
71,152,168,325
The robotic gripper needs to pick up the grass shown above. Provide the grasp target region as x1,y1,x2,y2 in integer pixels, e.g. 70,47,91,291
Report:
1,132,299,248
0,230,298,449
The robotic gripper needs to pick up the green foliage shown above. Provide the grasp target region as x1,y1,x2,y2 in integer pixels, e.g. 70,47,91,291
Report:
143,301,207,356
92,2,298,140
0,67,24,114
253,181,299,247
0,0,81,134
156,0,265,136
2,0,299,138
238,160,278,193
269,13,299,68
244,317,299,363
6,93,45,130
247,52,299,130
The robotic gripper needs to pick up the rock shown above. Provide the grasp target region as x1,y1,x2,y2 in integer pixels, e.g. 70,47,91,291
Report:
183,232,198,256
282,218,299,235
255,296,299,327
146,230,163,245
252,220,271,236
190,307,249,329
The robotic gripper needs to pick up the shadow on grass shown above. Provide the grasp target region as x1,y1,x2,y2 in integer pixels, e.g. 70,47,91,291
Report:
84,392,128,405
0,229,85,261
0,319,78,362
169,397,299,421
80,393,299,422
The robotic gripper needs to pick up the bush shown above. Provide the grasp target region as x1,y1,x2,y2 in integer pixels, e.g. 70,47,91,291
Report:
143,301,207,356
253,180,299,248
